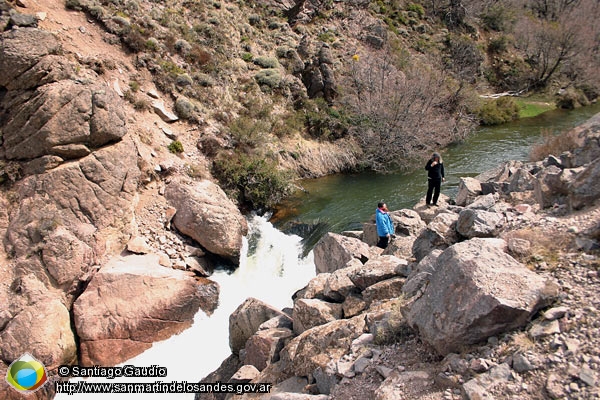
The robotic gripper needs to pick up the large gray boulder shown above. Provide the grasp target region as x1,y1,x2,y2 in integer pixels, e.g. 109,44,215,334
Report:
569,158,600,209
165,179,248,263
229,297,287,355
412,212,459,262
280,315,366,377
293,298,343,335
403,238,558,355
389,209,426,237
456,208,504,238
313,232,370,274
568,112,600,167
348,255,407,290
533,165,566,208
73,254,215,366
455,177,482,206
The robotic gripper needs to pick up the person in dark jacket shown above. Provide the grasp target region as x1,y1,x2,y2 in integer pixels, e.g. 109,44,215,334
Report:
375,202,394,249
425,152,445,206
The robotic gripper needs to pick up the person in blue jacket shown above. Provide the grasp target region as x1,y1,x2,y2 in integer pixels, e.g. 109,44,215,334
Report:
425,152,445,206
375,202,394,249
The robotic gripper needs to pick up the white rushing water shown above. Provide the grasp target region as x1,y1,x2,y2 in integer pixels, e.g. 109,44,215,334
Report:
55,215,315,399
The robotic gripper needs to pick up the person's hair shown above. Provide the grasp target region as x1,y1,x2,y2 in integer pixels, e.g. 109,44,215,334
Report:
432,152,443,163
377,202,385,209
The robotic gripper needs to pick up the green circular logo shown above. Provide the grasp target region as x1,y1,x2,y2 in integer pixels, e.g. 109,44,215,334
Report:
6,353,48,393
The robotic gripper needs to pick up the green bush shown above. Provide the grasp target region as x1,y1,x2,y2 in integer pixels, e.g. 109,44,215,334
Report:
477,97,520,125
406,3,424,18
253,56,279,68
255,69,281,89
168,140,184,153
212,152,292,209
229,116,269,150
241,52,254,62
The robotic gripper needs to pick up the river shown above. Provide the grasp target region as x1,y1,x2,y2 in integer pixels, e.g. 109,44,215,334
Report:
271,103,600,251
54,103,599,399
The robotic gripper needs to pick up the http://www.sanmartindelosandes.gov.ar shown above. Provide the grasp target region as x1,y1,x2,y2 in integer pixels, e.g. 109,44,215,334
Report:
5,353,49,394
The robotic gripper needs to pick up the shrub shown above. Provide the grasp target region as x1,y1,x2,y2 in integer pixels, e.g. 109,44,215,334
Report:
168,140,184,154
212,152,292,210
477,97,520,125
175,97,197,121
406,3,424,18
529,129,579,162
229,116,269,151
255,69,281,89
241,52,253,62
253,56,279,69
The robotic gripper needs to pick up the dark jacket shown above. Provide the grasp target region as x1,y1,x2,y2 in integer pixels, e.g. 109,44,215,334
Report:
425,159,445,180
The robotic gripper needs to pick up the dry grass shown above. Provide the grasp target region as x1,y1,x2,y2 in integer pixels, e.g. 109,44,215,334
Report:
529,128,579,162
504,228,575,267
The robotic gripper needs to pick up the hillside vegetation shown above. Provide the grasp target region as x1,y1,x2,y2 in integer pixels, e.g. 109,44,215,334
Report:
51,0,599,207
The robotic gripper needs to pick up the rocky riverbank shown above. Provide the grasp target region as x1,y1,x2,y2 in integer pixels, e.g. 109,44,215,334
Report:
196,114,600,400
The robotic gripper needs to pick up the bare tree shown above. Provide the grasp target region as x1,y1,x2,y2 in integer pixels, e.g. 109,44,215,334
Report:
340,50,474,171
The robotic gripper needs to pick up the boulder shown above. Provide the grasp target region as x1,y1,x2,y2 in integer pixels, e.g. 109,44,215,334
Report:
569,112,600,167
456,209,504,238
313,233,369,274
229,297,287,355
533,165,566,208
165,180,248,263
342,294,367,318
244,328,294,371
2,80,126,161
389,209,426,237
569,158,600,209
402,249,443,298
0,28,62,89
280,315,366,377
382,234,417,260
348,255,406,290
362,222,378,247
508,168,536,192
323,268,358,302
412,212,459,262
73,254,214,366
455,177,482,206
404,238,558,355
0,295,76,368
126,236,152,254
293,298,343,335
466,193,497,210
362,277,406,306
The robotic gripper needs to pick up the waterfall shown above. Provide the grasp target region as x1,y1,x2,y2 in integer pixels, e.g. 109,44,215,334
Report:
55,215,315,399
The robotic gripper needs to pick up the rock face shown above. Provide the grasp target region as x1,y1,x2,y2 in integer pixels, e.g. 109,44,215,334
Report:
73,254,215,366
0,293,77,368
403,238,558,355
165,180,248,263
0,24,142,373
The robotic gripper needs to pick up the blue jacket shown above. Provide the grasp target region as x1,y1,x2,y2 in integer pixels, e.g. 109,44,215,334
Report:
376,208,394,237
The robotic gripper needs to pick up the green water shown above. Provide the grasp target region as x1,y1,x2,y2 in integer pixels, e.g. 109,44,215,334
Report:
272,103,600,249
